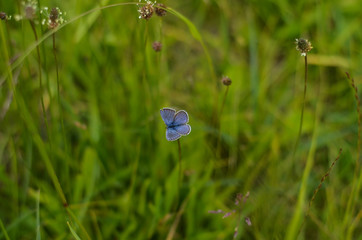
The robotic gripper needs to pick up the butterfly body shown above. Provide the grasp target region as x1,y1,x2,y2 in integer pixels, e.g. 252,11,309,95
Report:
160,108,191,141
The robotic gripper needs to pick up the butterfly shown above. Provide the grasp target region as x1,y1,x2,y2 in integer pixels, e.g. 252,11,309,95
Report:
160,107,191,141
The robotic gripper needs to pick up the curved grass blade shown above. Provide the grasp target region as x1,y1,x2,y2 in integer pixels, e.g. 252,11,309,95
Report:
67,221,81,240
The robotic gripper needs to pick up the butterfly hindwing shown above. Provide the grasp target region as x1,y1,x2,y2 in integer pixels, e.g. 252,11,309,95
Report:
166,128,182,141
174,124,191,136
160,108,176,126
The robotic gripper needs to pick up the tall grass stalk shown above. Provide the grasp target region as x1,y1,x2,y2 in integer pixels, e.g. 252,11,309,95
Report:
297,148,342,237
292,55,308,161
286,59,322,240
177,139,182,203
36,0,51,99
29,20,51,144
166,192,190,240
216,84,230,158
5,20,12,55
52,33,68,164
9,138,19,219
36,189,41,240
0,217,10,240
344,72,362,239
141,21,152,113
66,208,91,240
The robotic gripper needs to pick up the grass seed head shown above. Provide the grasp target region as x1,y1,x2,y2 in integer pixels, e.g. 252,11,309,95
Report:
138,1,155,20
41,7,66,29
155,3,167,17
23,0,38,20
0,12,7,20
152,41,162,52
295,38,313,56
222,76,232,86
49,7,59,22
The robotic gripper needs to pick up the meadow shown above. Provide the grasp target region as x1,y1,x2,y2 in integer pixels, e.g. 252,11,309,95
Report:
0,0,362,239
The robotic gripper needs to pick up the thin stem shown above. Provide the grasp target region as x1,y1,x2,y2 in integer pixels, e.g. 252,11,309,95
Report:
53,33,68,153
53,33,69,192
0,217,10,240
177,139,182,201
5,21,12,56
36,0,51,99
220,86,229,117
216,86,229,158
344,72,362,237
292,55,308,161
166,193,190,240
29,20,51,144
297,148,343,237
141,21,152,113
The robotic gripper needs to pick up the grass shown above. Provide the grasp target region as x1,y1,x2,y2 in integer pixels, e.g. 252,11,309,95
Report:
0,0,362,239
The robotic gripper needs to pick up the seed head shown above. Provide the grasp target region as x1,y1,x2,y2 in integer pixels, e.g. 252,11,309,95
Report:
25,5,36,20
0,12,7,20
295,38,313,57
155,3,167,17
49,8,59,22
23,0,38,20
152,41,162,52
138,1,155,20
222,76,232,86
40,7,66,29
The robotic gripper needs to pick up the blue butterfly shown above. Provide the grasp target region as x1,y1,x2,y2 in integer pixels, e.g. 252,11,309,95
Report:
160,107,191,141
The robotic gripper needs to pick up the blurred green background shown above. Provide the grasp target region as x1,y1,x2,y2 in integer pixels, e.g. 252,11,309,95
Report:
0,0,362,239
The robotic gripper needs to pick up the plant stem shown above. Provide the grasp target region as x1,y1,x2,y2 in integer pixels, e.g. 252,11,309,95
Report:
5,21,12,56
216,86,229,159
53,33,68,152
344,73,362,238
53,33,69,191
286,54,316,240
29,20,51,144
297,148,343,237
177,139,182,202
292,55,308,161
0,217,10,240
36,0,52,99
220,86,229,117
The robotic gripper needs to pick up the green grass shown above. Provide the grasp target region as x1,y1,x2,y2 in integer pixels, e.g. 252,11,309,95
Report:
0,0,362,239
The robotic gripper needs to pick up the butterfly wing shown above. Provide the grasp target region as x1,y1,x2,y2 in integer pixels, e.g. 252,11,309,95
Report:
173,110,189,125
160,108,176,126
166,128,182,141
174,124,191,136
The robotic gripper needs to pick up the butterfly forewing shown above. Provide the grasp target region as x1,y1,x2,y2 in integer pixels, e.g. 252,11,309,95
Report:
173,110,189,125
174,124,191,136
166,128,182,141
160,108,176,126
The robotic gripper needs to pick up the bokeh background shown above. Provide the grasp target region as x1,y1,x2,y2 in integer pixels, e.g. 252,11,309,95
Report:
0,0,362,239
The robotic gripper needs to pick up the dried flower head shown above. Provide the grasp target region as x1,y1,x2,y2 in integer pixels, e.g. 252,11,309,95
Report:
23,0,37,20
295,38,313,56
13,0,38,21
155,3,167,17
222,76,232,86
49,7,59,22
138,0,155,20
40,7,66,29
0,12,7,20
152,41,162,52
